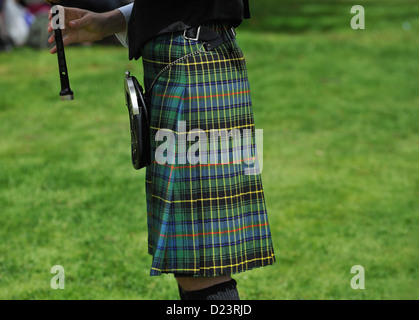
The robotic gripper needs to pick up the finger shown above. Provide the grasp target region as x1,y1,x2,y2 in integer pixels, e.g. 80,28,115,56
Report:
62,34,73,48
50,33,72,54
48,33,55,44
47,28,67,43
69,13,92,29
47,20,55,33
49,33,57,54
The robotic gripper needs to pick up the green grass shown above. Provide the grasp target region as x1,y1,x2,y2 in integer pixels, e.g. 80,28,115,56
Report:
0,1,418,299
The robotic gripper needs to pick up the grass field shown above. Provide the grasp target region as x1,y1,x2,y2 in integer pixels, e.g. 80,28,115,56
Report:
0,1,418,299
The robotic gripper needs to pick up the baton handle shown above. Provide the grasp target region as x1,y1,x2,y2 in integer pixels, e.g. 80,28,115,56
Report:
51,5,74,100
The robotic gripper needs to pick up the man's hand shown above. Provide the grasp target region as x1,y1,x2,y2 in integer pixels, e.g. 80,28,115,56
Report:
47,6,126,54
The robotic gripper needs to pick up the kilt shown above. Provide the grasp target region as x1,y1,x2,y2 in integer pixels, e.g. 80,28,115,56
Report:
141,24,275,276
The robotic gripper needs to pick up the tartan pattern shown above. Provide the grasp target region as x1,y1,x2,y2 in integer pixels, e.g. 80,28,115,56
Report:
141,24,275,276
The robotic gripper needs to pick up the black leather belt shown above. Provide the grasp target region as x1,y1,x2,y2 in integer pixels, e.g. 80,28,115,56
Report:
183,25,236,51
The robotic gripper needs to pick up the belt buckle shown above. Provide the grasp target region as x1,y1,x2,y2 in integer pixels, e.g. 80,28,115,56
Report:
183,26,201,41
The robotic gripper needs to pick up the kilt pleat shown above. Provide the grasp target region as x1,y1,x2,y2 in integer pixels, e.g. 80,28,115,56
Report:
141,24,275,276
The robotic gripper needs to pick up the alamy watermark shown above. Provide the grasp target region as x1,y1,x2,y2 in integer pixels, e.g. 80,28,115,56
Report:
51,5,65,30
350,265,365,289
154,121,263,175
351,5,365,30
50,265,65,289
